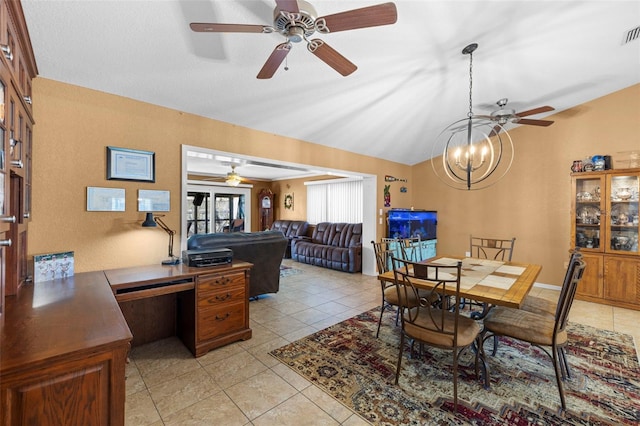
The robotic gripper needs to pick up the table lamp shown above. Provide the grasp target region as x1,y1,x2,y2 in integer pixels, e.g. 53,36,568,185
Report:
142,212,180,265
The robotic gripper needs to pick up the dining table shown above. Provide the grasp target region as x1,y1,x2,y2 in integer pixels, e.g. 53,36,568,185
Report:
377,255,543,309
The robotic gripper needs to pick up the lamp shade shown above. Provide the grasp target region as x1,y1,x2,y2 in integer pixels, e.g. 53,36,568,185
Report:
142,212,157,227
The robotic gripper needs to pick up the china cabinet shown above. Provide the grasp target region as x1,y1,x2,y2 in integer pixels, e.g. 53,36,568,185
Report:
0,0,36,313
571,168,640,310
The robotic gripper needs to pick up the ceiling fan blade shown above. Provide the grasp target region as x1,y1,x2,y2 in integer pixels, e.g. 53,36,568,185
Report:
316,2,397,33
489,125,503,136
257,43,291,79
190,23,269,33
517,118,555,126
275,0,299,13
308,39,357,76
516,105,555,117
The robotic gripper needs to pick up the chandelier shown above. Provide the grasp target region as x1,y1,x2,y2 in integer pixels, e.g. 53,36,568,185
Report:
431,43,514,190
226,165,242,187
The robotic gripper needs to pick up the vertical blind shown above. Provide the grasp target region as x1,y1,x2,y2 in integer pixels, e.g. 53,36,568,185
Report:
306,179,363,224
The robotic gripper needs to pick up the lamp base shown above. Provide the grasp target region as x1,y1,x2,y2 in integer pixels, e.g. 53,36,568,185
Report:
161,257,181,266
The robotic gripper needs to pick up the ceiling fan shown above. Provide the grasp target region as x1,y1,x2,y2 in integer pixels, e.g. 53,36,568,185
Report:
190,0,398,79
226,165,242,187
477,98,555,128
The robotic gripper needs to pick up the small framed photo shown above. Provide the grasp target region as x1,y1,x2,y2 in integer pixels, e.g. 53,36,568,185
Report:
34,251,74,283
138,189,170,212
87,187,125,211
107,146,155,182
284,193,294,210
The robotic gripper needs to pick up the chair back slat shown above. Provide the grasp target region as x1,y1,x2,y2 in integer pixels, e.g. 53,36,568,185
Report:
391,257,463,347
555,251,587,335
470,235,516,261
371,240,395,274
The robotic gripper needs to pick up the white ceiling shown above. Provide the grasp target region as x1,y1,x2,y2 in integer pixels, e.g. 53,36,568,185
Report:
22,1,640,180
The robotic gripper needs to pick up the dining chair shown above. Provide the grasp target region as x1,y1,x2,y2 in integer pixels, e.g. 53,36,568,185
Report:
371,240,421,338
479,250,586,410
400,236,423,262
465,235,517,319
392,257,482,412
469,235,516,261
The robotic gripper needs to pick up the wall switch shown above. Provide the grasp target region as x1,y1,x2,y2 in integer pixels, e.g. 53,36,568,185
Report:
465,251,471,257
379,208,383,215
379,217,383,224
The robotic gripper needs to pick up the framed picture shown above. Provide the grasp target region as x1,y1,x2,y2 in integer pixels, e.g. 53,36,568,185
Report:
87,186,125,211
34,251,74,283
284,193,294,210
138,189,170,212
107,146,155,182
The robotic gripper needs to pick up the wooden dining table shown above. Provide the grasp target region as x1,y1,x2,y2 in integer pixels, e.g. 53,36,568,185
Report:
377,255,542,309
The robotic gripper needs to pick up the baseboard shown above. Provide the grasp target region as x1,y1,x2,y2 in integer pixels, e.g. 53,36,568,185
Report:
533,282,560,291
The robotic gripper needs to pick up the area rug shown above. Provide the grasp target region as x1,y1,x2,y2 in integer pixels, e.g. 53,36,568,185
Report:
270,307,640,425
279,264,303,278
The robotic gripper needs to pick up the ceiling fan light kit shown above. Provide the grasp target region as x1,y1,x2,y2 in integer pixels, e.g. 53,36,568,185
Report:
190,1,398,79
226,165,242,187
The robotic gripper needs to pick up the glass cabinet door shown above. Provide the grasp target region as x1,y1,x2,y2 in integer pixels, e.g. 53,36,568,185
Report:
573,175,605,251
607,174,639,254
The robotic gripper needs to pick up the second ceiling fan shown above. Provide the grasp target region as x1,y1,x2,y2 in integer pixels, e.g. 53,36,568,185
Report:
190,1,397,79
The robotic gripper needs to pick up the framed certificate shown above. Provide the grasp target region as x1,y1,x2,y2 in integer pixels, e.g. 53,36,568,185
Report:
106,146,155,182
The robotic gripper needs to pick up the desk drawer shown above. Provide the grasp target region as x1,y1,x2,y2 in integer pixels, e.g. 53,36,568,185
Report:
197,272,245,293
198,286,244,308
198,301,246,341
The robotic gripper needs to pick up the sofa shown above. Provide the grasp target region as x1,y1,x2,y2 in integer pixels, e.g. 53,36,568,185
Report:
291,222,362,273
185,231,288,298
270,220,309,258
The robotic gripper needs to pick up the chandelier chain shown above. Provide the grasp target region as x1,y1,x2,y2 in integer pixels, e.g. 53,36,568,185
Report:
468,51,473,118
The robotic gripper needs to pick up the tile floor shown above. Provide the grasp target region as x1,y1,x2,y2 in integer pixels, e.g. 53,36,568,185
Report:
124,259,640,425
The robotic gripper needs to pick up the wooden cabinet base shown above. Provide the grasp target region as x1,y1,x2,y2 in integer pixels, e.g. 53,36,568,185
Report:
1,346,129,426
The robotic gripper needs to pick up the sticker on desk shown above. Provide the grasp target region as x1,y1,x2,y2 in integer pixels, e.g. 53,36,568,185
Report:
477,275,516,290
495,265,526,276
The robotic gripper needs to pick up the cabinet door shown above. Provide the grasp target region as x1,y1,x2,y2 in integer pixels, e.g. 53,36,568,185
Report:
606,173,639,255
603,256,640,304
577,253,604,299
572,174,605,252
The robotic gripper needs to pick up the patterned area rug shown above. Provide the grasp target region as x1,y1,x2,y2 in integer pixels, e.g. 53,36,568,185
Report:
279,265,303,278
270,308,640,425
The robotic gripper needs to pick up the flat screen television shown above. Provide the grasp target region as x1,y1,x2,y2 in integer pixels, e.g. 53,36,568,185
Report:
387,209,437,240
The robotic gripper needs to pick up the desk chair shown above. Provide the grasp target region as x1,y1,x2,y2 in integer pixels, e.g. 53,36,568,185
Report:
480,250,586,410
392,257,482,412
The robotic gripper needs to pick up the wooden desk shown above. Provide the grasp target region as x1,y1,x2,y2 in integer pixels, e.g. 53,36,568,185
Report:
1,272,132,426
378,256,542,309
104,261,253,357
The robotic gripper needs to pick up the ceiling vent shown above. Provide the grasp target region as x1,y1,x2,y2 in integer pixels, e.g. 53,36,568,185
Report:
623,25,640,44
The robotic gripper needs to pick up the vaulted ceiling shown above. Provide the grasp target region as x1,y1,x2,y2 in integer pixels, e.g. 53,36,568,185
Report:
22,1,640,180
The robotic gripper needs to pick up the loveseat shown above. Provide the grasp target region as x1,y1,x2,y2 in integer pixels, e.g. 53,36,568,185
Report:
291,222,362,273
270,220,309,258
185,231,287,298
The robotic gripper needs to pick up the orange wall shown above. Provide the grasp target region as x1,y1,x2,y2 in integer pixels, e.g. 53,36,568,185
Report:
29,78,410,272
411,83,640,285
28,77,640,284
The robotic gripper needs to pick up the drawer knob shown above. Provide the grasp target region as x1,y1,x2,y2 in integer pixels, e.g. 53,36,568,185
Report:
215,293,232,301
215,313,230,321
0,216,16,223
215,277,231,285
0,239,12,247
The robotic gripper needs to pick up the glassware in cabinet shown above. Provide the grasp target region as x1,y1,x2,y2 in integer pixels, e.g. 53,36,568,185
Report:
573,175,605,251
607,174,639,254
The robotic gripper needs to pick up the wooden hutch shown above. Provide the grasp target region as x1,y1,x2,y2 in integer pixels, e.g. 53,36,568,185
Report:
571,168,640,310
